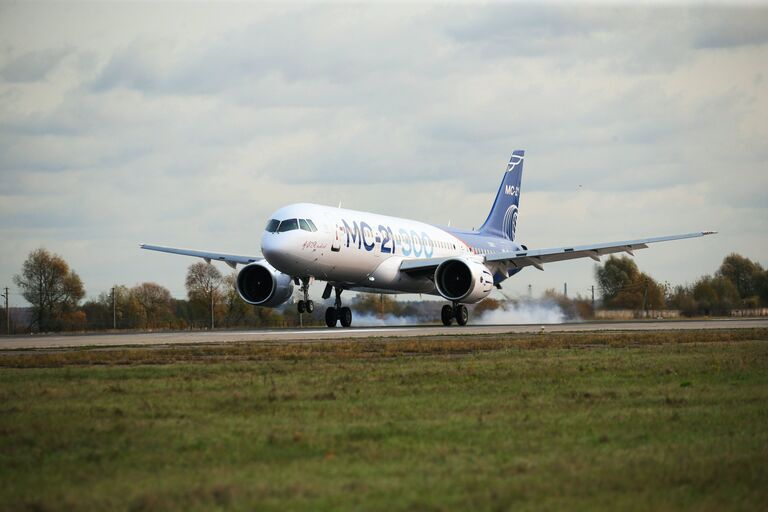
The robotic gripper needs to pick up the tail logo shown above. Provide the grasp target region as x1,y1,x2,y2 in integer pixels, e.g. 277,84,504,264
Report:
506,154,524,172
502,204,518,240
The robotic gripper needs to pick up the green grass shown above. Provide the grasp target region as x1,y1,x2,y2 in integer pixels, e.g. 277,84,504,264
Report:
1,330,767,511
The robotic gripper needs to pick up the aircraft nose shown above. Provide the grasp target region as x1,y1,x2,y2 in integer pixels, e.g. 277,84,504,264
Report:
261,230,303,273
261,231,283,262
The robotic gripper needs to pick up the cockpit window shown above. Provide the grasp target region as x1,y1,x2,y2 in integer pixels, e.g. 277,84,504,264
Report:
305,219,318,232
277,218,299,232
265,219,280,233
299,219,311,232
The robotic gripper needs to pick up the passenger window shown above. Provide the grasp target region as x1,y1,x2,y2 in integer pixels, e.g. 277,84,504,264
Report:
278,219,299,232
306,219,318,232
265,219,280,233
299,219,311,231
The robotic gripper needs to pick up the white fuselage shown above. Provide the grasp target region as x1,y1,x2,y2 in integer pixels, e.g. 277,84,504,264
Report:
261,203,517,295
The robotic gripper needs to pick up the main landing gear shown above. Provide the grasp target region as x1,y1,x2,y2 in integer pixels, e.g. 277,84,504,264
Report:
296,277,314,314
441,303,469,326
325,286,352,328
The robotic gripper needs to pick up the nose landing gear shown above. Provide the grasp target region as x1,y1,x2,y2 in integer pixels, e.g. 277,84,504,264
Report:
441,303,468,326
296,277,314,314
325,286,352,328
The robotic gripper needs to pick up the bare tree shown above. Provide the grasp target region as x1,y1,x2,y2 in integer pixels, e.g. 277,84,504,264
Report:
13,248,84,332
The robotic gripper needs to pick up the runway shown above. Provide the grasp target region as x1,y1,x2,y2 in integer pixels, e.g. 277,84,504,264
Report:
1,318,766,351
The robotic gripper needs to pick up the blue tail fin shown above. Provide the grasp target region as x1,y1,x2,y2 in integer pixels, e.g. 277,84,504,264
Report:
478,150,524,240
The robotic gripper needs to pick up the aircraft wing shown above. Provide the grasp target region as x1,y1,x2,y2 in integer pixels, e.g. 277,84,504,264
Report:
399,257,449,277
140,244,261,268
486,231,716,271
400,231,716,275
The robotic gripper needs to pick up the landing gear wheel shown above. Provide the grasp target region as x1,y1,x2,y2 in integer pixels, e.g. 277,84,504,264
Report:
325,307,338,327
339,306,352,328
298,278,312,314
455,304,469,326
441,305,454,326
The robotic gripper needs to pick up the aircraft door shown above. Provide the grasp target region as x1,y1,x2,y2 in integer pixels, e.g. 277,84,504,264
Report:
324,213,341,252
332,224,341,252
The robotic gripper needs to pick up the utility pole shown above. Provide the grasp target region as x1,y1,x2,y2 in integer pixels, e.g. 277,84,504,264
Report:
564,282,568,297
2,287,9,335
642,278,649,316
112,286,116,330
591,285,595,307
210,291,215,330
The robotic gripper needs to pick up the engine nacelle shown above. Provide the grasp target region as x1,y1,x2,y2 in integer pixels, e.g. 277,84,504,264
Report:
434,257,494,304
236,261,294,307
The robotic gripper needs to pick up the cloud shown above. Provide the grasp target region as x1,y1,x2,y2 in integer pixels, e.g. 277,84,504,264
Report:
0,3,766,303
89,5,441,96
693,7,768,49
1,48,69,82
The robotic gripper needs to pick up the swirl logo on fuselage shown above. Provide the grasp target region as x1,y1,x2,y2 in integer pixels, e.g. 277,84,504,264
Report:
502,204,518,240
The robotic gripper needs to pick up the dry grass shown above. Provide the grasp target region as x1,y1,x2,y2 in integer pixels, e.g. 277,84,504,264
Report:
1,328,766,368
1,329,767,511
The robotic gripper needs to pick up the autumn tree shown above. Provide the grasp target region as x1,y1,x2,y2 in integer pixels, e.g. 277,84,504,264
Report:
757,270,768,306
716,254,765,306
352,294,405,317
82,285,133,329
667,285,699,316
472,298,502,317
129,282,173,329
13,248,85,332
595,256,664,310
693,276,741,315
220,272,250,327
185,262,223,328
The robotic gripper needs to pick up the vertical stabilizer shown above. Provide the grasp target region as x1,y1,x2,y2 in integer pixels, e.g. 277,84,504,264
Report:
478,150,524,240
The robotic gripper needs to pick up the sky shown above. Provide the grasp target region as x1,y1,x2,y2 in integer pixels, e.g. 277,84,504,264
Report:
1,1,766,306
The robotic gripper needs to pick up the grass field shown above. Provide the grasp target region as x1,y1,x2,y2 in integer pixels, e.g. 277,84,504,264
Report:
1,329,767,511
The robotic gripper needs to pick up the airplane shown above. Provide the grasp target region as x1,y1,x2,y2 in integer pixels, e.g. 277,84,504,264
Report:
141,150,715,327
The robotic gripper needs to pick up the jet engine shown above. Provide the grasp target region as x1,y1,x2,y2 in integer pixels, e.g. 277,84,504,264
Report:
434,257,494,303
236,261,294,307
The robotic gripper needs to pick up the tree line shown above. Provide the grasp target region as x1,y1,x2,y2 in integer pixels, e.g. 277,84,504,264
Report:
6,251,296,333
2,248,766,333
595,253,768,315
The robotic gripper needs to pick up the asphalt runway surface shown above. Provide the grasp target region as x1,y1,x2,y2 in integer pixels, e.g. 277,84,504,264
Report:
1,318,766,351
